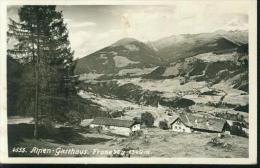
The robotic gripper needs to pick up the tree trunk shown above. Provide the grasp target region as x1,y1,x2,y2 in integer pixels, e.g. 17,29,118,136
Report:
32,35,38,139
33,50,39,139
34,18,40,139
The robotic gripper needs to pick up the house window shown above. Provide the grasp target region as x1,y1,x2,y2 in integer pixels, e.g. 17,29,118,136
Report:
175,126,177,129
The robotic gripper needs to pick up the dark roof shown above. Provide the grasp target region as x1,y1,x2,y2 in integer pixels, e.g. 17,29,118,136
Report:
171,113,226,132
167,115,179,123
91,117,136,128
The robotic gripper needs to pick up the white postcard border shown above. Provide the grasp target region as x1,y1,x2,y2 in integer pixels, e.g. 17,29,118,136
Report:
0,0,257,164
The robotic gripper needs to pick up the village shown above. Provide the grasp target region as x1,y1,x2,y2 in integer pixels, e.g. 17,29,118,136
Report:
8,101,249,139
8,72,250,136
8,102,249,158
83,105,248,138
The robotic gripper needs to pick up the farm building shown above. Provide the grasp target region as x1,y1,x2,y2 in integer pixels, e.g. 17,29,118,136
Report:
170,116,192,133
170,113,230,134
90,117,140,136
226,120,249,136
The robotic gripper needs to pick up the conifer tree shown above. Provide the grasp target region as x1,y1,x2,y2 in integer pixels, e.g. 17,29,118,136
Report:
8,6,76,138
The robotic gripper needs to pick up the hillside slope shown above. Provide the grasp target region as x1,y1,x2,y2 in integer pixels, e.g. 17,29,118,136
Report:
74,38,162,75
145,44,248,93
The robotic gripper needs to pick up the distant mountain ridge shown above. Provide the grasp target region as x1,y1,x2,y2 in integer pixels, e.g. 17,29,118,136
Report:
149,30,248,62
151,30,248,50
74,30,248,76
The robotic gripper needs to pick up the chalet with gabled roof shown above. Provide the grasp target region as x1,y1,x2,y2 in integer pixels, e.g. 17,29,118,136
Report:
90,117,140,136
170,113,230,133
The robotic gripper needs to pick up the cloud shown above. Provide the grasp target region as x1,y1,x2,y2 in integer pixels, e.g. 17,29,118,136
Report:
112,3,249,41
7,2,250,59
64,19,97,29
73,21,96,28
68,3,249,59
70,29,125,59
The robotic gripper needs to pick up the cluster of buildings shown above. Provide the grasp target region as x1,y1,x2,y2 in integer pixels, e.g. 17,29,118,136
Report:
8,112,248,138
88,112,248,137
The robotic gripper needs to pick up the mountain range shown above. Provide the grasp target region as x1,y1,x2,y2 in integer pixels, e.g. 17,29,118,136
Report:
74,30,248,76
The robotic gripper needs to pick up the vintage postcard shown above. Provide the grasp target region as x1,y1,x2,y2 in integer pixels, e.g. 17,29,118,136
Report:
0,0,257,164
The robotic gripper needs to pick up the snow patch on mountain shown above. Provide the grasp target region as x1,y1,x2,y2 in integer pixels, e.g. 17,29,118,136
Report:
118,67,158,76
194,52,237,62
102,60,108,65
162,66,181,77
221,18,248,31
110,51,118,56
124,44,139,51
78,90,140,111
117,78,207,93
212,82,248,106
99,54,107,59
79,72,104,81
113,56,139,68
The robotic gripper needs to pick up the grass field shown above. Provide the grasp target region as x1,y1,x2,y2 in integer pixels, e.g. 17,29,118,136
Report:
9,127,248,158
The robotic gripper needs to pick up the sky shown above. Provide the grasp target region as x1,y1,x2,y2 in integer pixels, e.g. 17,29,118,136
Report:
7,1,249,59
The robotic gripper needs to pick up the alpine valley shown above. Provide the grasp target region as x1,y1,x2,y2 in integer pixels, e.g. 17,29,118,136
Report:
74,29,249,121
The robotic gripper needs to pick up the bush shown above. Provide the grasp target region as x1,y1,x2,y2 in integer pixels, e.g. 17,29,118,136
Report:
208,137,224,147
159,120,168,130
208,137,232,151
65,110,81,125
230,124,247,137
142,135,151,145
133,117,141,124
111,110,124,118
130,130,143,138
141,112,155,127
